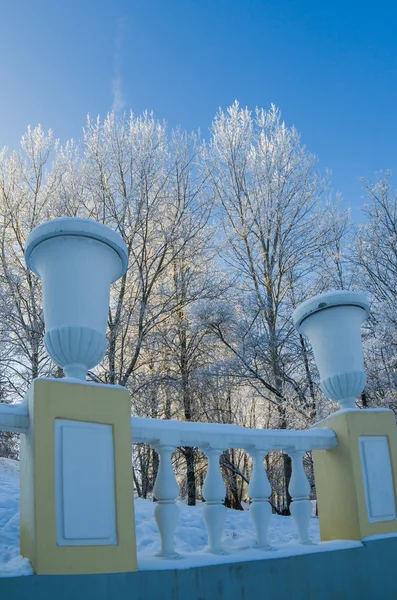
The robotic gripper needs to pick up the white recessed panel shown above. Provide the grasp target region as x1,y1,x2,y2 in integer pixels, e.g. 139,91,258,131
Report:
55,419,117,546
359,435,396,523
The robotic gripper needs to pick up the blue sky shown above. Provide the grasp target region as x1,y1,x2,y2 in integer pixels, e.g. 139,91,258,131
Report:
0,0,396,219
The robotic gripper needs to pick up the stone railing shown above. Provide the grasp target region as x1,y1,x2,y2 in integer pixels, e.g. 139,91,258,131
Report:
1,404,336,561
131,417,337,557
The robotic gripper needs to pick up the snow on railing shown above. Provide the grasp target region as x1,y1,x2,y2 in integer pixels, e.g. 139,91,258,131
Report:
131,417,337,557
0,402,29,434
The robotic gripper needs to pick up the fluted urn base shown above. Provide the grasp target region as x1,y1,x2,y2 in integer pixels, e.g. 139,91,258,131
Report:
320,370,367,410
45,326,107,380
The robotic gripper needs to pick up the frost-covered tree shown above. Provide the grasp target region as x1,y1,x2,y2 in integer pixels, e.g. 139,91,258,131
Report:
312,195,354,292
201,103,330,422
78,115,213,392
356,173,397,305
198,102,339,508
0,106,389,510
0,126,62,398
355,173,397,410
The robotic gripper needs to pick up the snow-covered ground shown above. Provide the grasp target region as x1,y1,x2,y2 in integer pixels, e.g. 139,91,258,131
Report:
0,458,361,578
0,459,32,577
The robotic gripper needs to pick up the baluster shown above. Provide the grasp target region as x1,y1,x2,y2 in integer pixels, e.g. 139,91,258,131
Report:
248,449,272,549
152,444,180,558
202,447,227,554
287,449,312,544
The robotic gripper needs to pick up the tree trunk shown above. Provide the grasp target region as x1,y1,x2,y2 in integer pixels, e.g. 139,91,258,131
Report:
140,445,151,499
179,312,197,506
279,405,292,513
152,448,159,501
184,446,196,506
282,453,292,514
132,467,141,497
224,452,244,511
299,333,317,421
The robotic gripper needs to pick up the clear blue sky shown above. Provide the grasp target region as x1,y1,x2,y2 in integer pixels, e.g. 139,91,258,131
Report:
0,0,396,218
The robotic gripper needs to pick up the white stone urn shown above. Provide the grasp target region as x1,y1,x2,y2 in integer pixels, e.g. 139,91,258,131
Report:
293,290,370,409
25,218,128,380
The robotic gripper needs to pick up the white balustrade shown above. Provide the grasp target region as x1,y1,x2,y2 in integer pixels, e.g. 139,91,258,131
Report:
247,449,272,550
0,406,337,560
152,444,180,558
0,407,336,560
287,449,312,544
131,418,337,557
202,446,227,554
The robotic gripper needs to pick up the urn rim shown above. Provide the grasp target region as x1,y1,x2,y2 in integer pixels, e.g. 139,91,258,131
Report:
25,217,128,281
293,290,370,332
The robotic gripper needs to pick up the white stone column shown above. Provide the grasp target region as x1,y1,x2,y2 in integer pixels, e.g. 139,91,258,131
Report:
248,449,272,549
202,447,227,554
152,444,180,558
288,449,312,544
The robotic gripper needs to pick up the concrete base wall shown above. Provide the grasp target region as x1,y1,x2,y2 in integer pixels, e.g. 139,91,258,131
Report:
2,537,397,600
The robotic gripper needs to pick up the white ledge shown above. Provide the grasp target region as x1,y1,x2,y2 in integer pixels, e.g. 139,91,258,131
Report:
131,417,337,452
0,402,29,433
138,539,363,571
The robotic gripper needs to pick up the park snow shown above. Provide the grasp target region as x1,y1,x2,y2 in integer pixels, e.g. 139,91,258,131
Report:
0,457,362,577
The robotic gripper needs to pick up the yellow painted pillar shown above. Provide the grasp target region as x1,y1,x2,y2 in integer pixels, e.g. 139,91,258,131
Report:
20,378,138,575
313,409,397,541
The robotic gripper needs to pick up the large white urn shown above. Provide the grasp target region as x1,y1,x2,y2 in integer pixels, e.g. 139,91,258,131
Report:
25,217,128,380
293,290,370,409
